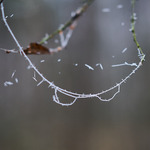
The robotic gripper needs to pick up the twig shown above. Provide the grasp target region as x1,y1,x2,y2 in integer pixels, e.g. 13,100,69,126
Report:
39,0,95,44
131,0,145,62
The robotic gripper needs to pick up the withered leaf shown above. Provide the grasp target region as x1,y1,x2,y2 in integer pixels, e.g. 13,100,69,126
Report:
24,43,50,55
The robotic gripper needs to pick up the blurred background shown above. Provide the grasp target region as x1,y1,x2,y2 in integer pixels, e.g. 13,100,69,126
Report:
0,0,150,150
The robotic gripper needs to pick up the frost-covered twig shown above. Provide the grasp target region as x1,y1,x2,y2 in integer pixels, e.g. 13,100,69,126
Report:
0,0,145,106
0,48,18,53
112,62,138,67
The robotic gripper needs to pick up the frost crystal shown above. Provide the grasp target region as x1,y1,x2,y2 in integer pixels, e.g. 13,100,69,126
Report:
40,60,45,63
15,78,18,83
4,81,13,86
57,59,61,62
10,14,14,18
102,8,110,13
74,63,78,66
122,48,128,53
96,63,103,70
11,70,16,78
85,64,94,70
112,62,138,67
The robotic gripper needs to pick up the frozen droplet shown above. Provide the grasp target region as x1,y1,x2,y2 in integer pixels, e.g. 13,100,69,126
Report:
27,65,33,69
117,4,123,9
102,8,110,13
121,22,125,26
40,60,45,63
57,59,61,62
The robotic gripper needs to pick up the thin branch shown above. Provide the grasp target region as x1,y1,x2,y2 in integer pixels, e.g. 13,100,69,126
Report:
131,0,145,62
39,0,95,44
1,0,95,55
